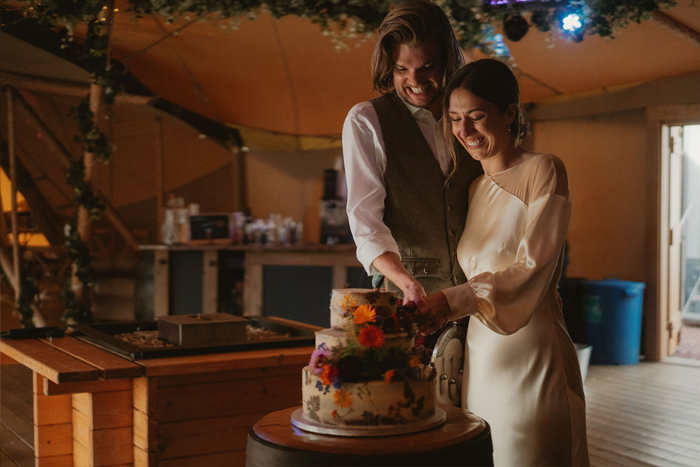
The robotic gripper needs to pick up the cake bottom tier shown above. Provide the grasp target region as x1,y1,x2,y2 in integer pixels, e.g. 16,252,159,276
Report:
302,366,436,426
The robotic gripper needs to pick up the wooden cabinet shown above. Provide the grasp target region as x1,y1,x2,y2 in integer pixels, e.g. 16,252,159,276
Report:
137,244,371,327
1,334,314,466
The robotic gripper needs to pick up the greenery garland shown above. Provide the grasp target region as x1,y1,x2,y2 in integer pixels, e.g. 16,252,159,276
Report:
12,0,678,325
16,271,39,328
60,216,97,323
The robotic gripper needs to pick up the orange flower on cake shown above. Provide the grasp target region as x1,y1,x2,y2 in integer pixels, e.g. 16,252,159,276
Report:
320,364,339,387
409,355,421,368
353,304,376,325
334,388,353,408
358,325,385,349
384,369,395,384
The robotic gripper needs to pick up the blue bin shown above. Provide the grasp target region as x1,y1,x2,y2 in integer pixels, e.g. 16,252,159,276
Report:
583,280,646,365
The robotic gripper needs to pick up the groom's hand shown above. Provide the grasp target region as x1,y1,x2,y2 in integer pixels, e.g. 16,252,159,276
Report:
416,291,452,335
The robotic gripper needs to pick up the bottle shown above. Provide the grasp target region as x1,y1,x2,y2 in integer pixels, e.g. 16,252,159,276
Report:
161,209,177,245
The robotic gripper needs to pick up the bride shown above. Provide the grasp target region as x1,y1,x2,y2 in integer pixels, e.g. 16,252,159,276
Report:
417,59,589,467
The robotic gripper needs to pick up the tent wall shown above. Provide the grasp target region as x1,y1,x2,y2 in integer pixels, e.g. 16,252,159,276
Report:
529,71,700,359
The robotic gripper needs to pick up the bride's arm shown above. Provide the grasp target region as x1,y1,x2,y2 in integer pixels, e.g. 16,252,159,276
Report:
419,155,571,336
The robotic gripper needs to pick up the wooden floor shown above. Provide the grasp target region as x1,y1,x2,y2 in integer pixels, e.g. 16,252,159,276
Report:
584,360,700,467
1,360,699,466
0,364,33,467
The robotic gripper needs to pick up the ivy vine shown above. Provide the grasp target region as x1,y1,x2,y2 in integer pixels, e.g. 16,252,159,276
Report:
16,272,39,328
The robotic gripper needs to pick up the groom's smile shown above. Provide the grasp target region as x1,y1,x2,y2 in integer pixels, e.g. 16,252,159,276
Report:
392,40,444,117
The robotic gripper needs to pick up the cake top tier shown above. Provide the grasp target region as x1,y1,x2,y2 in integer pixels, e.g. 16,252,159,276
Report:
330,289,398,331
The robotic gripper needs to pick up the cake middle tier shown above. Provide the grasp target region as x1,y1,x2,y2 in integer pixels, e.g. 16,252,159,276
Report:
316,328,414,352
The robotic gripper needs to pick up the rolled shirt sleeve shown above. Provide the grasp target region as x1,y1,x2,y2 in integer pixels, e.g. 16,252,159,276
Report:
342,103,400,274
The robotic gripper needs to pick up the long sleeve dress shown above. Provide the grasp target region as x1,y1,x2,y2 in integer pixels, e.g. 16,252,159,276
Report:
443,152,589,466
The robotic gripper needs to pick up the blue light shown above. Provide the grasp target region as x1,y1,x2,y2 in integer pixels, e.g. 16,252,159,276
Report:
562,13,582,32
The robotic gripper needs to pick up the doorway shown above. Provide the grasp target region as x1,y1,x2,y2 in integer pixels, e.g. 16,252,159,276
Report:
666,124,700,360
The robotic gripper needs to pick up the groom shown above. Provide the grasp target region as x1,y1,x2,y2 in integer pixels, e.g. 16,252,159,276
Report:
343,0,482,309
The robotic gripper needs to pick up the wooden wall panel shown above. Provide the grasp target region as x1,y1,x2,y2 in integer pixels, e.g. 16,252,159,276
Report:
158,413,260,459
33,372,72,460
133,376,159,465
34,423,73,458
157,373,301,422
34,454,73,467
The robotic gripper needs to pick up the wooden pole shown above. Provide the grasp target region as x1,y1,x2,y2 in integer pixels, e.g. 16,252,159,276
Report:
238,146,248,211
6,87,20,293
72,3,116,307
652,10,700,46
155,116,164,238
0,71,154,105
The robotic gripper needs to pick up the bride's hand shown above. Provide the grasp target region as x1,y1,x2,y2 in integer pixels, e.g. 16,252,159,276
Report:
416,292,452,335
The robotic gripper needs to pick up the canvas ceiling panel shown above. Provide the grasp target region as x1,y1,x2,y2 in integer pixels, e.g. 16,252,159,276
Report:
272,16,377,136
505,7,700,101
0,32,90,84
102,8,381,136
108,12,300,134
102,104,233,207
73,1,700,137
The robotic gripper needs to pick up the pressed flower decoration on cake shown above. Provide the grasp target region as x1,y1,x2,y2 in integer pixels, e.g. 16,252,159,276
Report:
305,291,436,425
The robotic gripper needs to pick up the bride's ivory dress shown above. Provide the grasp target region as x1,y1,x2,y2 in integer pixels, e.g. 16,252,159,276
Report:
445,153,589,466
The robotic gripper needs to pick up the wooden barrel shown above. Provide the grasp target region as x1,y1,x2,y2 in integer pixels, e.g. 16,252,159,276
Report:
246,405,493,467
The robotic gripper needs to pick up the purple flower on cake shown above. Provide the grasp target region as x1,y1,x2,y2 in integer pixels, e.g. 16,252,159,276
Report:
309,343,331,375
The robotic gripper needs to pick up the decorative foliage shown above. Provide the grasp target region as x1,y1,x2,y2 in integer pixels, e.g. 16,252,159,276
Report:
60,216,95,323
19,1,678,57
309,299,434,389
16,273,39,328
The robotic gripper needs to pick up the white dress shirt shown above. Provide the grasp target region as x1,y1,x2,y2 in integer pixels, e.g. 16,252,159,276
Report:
342,95,451,275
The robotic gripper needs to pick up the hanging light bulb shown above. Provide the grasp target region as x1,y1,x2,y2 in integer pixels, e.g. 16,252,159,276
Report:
503,12,530,42
562,13,583,32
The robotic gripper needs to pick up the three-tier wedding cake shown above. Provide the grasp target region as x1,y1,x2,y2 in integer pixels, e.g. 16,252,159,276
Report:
293,288,442,436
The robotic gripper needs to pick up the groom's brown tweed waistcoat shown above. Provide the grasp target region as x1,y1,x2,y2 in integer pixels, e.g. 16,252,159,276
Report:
371,92,483,297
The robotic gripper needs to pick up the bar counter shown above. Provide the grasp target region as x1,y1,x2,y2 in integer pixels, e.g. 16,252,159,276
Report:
1,326,315,466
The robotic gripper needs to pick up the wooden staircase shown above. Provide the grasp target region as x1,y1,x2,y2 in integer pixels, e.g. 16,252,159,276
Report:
1,86,146,324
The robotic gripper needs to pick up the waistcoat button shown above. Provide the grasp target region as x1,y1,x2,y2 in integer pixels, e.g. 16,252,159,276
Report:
447,205,454,212
449,229,456,236
423,267,430,274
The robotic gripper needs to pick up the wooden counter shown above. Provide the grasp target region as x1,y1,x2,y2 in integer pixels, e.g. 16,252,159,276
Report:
1,332,314,466
137,244,366,325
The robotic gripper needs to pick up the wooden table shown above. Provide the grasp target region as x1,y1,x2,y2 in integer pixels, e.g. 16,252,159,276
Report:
247,405,493,466
1,332,314,466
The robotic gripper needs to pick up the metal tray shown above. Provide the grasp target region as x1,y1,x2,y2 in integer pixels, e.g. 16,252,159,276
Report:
71,316,316,360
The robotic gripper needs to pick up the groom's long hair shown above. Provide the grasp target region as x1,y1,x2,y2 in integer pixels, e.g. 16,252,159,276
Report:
371,0,464,95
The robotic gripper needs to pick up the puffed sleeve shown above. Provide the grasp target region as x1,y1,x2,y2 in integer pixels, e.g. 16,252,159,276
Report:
443,155,571,335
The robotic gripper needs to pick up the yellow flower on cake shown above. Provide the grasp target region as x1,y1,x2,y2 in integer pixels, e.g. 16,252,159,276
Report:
353,304,376,325
340,294,357,310
334,388,353,408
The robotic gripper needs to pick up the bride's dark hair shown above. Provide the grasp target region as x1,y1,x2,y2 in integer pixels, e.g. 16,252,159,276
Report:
442,59,530,175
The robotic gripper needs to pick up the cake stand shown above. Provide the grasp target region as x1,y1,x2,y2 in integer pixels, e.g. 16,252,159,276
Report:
290,407,446,437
